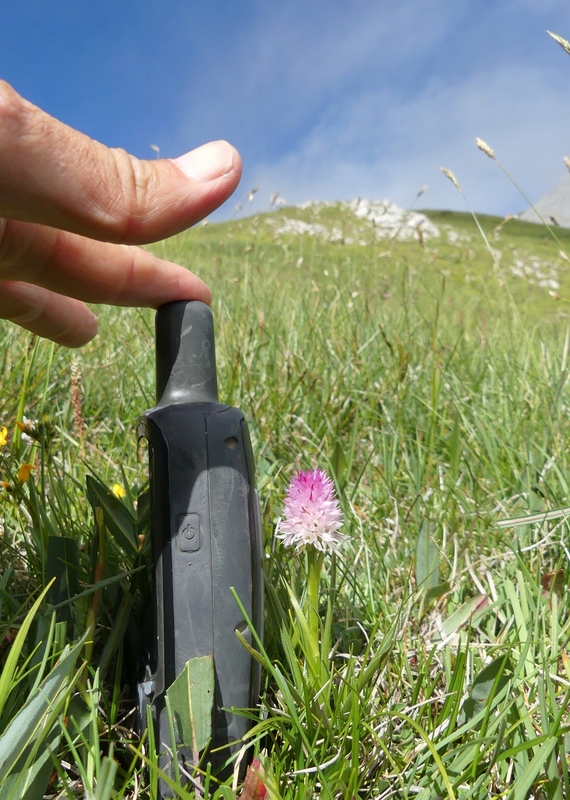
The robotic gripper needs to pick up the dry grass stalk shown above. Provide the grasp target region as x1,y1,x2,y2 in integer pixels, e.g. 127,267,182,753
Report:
493,214,514,236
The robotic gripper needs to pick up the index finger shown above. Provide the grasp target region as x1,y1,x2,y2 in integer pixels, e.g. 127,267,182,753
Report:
0,217,212,306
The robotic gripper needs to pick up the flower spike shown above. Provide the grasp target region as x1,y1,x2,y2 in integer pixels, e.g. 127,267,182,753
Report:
277,468,345,553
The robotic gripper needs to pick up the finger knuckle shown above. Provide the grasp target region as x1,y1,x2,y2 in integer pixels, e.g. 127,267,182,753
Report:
101,149,158,240
0,80,22,122
106,244,137,303
0,217,15,271
0,218,38,277
0,281,43,325
0,217,7,262
0,82,45,166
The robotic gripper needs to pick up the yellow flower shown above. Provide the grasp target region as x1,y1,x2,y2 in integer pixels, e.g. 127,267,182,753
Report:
0,427,7,448
16,418,36,445
17,463,34,483
112,483,126,499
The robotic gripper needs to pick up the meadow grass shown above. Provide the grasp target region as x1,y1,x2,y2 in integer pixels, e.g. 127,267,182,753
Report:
1,203,570,798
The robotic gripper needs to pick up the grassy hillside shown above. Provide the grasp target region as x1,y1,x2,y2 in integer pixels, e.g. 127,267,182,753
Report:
1,202,570,798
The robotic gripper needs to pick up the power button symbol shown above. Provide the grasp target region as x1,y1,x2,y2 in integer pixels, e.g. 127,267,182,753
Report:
177,513,201,552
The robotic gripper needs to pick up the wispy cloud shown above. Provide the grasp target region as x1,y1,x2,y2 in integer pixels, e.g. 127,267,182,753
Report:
174,0,461,151
165,0,570,217
246,60,570,216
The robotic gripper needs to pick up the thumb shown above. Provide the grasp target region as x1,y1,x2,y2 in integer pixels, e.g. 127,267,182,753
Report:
0,81,241,244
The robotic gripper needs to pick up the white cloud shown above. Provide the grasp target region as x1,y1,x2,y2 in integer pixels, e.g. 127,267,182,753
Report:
175,0,463,150
244,60,570,217
168,1,570,219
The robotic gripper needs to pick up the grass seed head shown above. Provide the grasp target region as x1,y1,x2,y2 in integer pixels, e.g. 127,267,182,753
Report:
440,166,462,192
70,356,84,443
548,30,570,56
476,137,495,159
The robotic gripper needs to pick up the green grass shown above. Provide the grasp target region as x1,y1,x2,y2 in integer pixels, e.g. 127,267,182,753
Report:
1,203,570,798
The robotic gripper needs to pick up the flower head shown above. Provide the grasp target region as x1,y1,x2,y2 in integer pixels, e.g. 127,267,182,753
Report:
277,468,345,552
112,483,126,499
17,463,34,483
0,427,7,448
16,417,37,446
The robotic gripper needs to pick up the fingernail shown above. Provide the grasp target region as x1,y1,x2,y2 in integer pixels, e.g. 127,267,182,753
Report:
173,141,235,182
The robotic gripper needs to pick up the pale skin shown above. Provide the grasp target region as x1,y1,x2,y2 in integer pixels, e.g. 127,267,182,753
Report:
0,81,242,347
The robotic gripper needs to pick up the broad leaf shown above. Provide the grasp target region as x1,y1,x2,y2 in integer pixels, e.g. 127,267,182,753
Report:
330,440,348,487
0,725,59,800
46,536,80,616
166,655,214,756
459,654,511,727
0,584,52,723
86,475,138,556
434,594,489,642
0,639,84,785
415,521,439,591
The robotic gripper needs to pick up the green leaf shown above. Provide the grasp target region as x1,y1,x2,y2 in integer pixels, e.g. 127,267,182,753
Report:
330,440,348,487
136,488,151,544
459,654,511,727
0,725,59,800
46,536,80,615
415,521,439,591
93,756,118,800
86,475,138,556
97,592,134,678
512,736,559,800
425,581,451,604
0,584,53,724
436,594,489,641
0,639,84,786
448,413,461,482
165,656,214,755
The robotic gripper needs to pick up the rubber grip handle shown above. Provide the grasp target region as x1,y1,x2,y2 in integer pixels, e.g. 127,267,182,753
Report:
155,301,219,406
137,300,263,791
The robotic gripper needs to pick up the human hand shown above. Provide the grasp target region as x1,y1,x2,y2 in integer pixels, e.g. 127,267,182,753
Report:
0,81,242,346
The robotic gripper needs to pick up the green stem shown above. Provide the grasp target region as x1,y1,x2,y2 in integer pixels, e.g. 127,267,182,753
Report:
307,547,325,648
38,342,55,503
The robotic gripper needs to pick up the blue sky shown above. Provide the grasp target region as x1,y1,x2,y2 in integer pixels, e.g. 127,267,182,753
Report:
3,1,570,220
